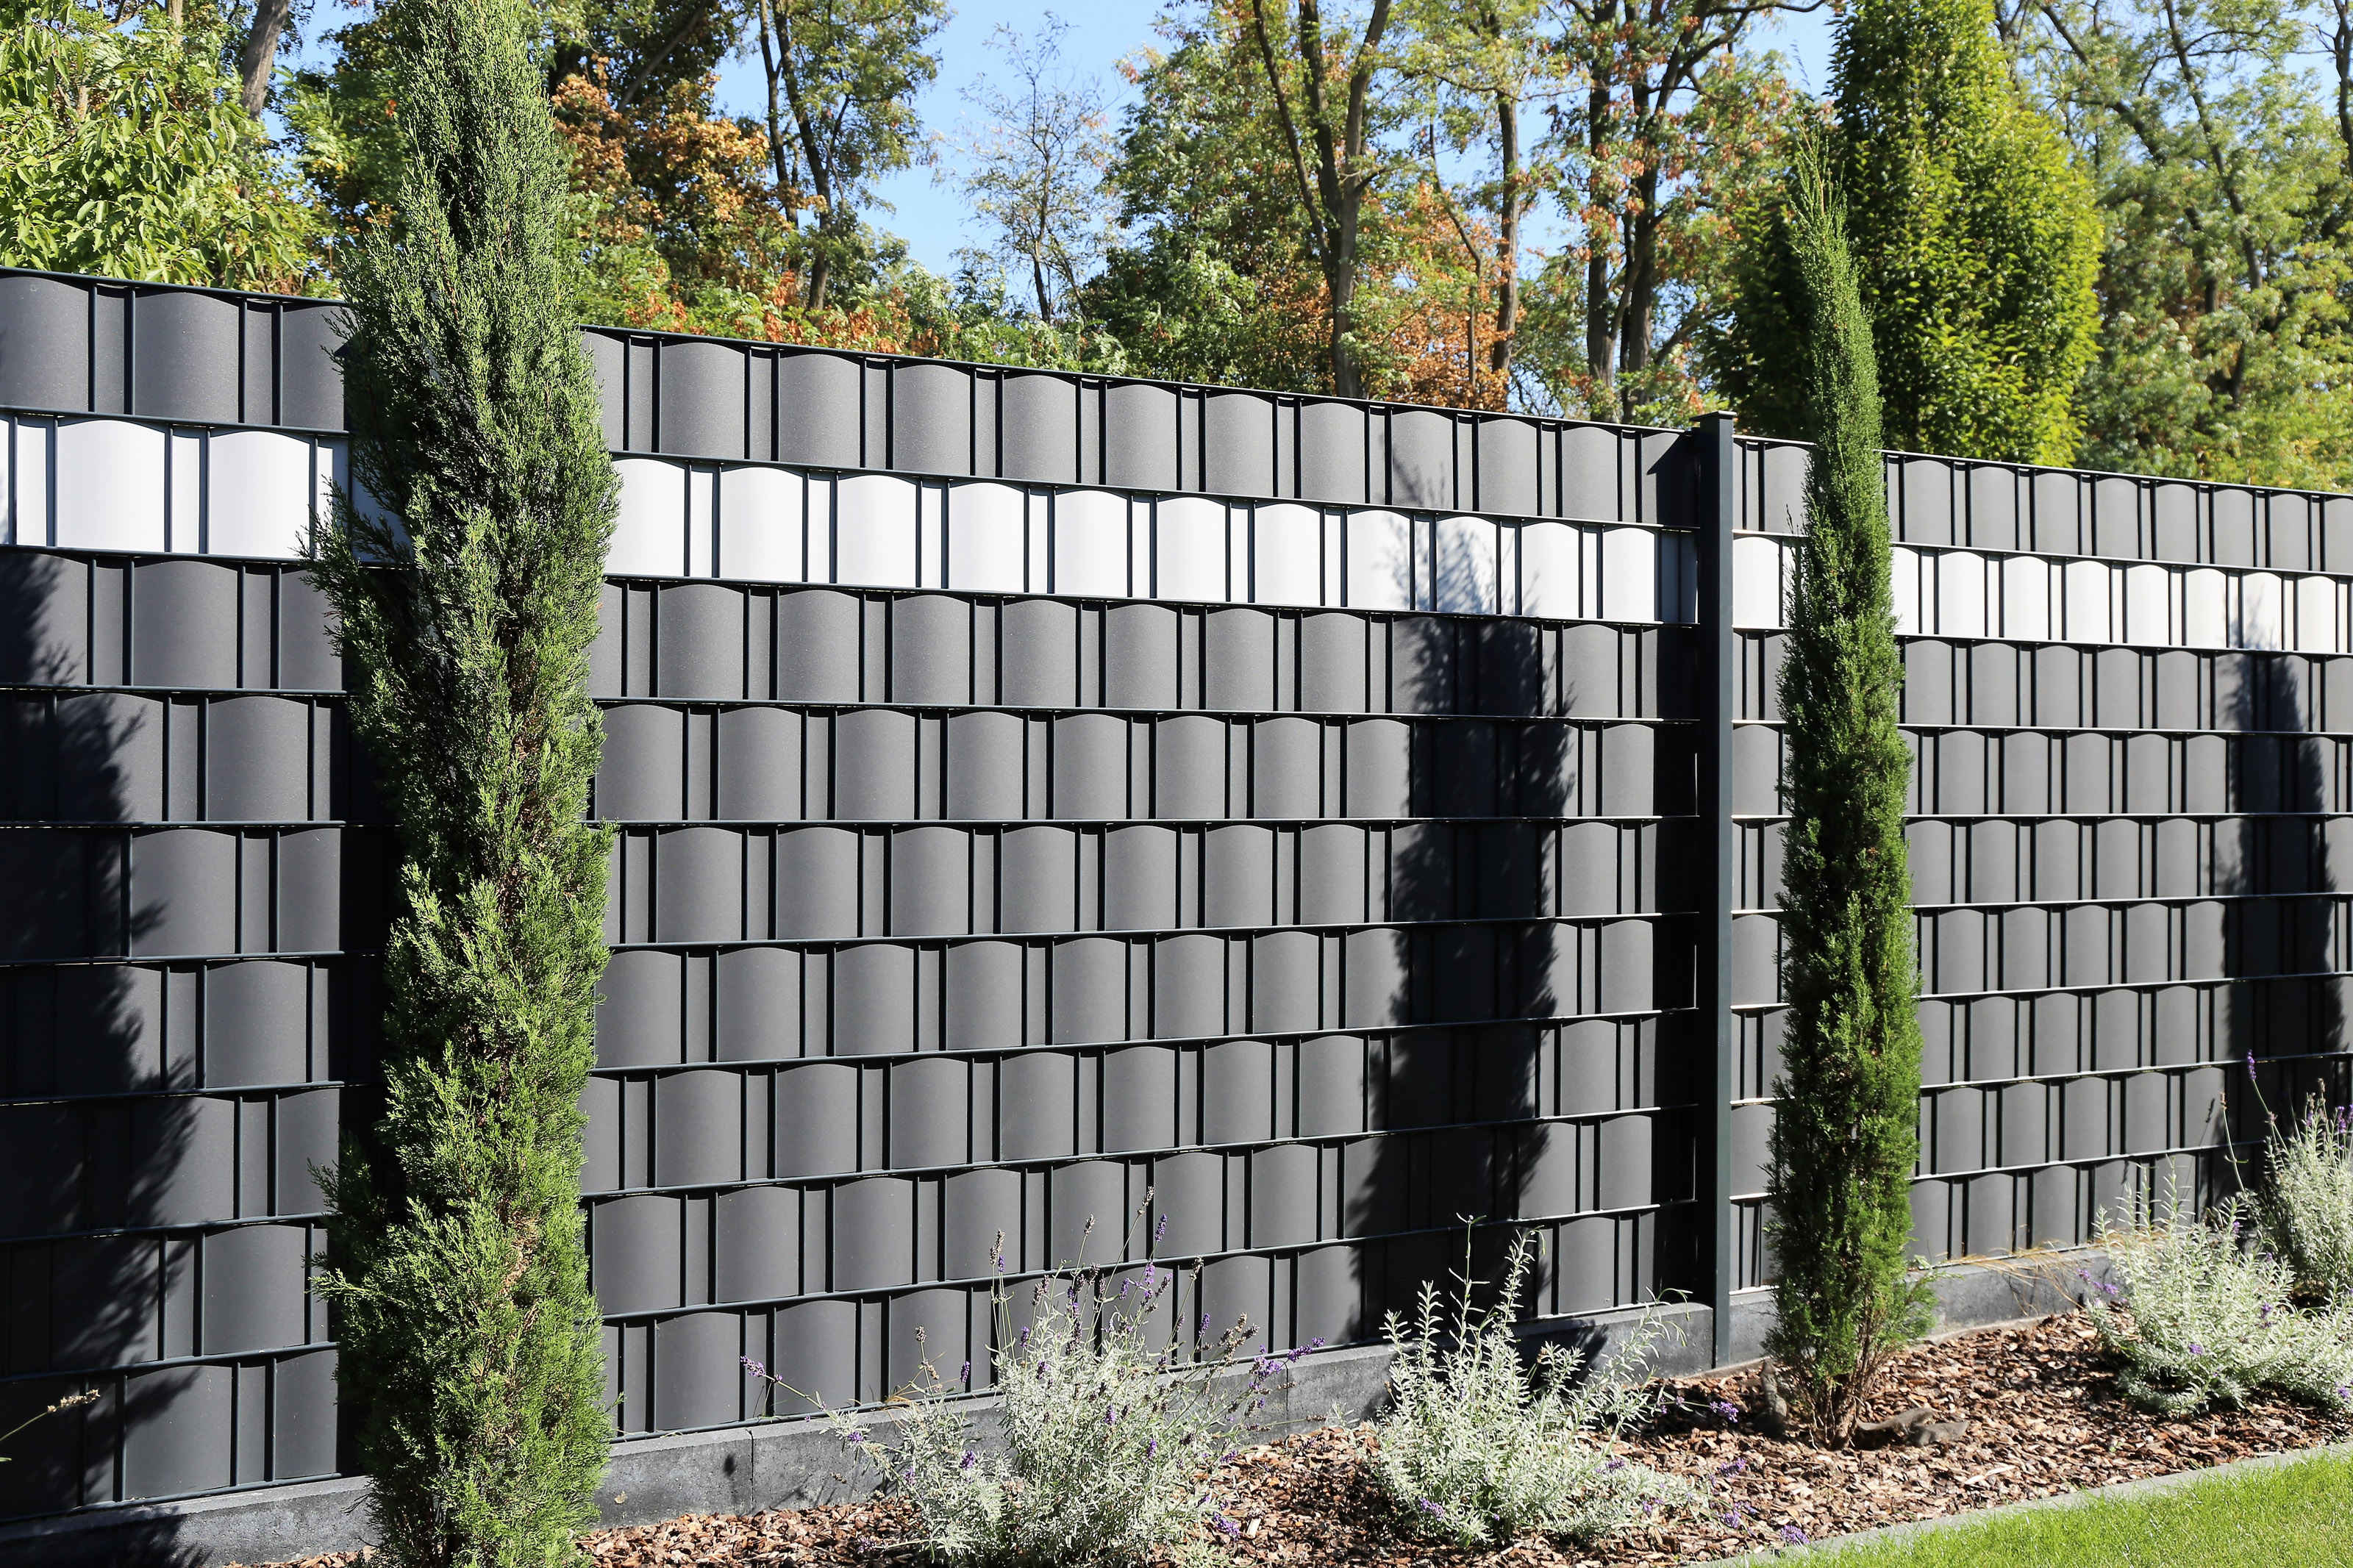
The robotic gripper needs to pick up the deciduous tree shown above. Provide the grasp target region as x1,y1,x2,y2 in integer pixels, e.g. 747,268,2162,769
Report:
956,16,1118,327
1533,0,1799,423
746,0,944,309
2018,0,2353,487
1396,0,1556,401
0,0,317,289
1245,0,1396,396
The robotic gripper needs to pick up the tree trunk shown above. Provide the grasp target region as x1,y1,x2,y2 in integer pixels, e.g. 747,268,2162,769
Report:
1582,31,1617,417
1621,159,1662,376
763,0,841,311
805,238,835,312
1489,90,1521,382
238,0,292,118
1249,0,1388,399
754,0,796,223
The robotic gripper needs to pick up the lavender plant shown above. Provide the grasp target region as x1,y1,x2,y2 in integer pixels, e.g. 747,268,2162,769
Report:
2091,1188,2353,1416
757,1224,1290,1567
2249,1097,2353,1303
1372,1236,1702,1548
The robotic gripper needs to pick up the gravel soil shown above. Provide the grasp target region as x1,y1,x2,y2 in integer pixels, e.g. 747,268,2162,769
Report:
245,1311,2349,1567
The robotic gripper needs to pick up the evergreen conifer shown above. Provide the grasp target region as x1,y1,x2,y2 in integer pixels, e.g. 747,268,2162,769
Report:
1763,139,1932,1450
1712,0,2100,465
307,0,618,1558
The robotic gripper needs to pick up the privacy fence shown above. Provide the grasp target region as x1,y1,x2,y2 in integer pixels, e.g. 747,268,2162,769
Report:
0,267,2345,1527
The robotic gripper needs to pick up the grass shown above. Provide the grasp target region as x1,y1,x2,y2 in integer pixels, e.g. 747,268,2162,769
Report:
1748,1445,2353,1566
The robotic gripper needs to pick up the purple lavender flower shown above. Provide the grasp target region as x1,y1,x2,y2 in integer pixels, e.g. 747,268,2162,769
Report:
1148,1438,1160,1458
960,1450,978,1469
846,1430,866,1445
958,1361,971,1382
1723,1507,1746,1526
740,1357,769,1378
1780,1525,1810,1545
2246,1050,2260,1080
1154,1214,1170,1245
1418,1498,1445,1516
1211,1513,1242,1538
1106,1405,1119,1426
1720,1456,1748,1475
1709,1398,1743,1424
2188,1343,2205,1356
1605,1457,1627,1472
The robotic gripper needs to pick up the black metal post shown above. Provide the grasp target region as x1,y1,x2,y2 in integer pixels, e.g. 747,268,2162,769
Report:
1696,411,1740,1366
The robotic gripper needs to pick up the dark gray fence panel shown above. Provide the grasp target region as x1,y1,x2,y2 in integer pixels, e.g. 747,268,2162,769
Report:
1732,436,2353,1289
12,266,2353,1530
0,274,348,432
574,578,1707,1436
0,543,1705,1512
0,270,1676,523
0,553,377,1519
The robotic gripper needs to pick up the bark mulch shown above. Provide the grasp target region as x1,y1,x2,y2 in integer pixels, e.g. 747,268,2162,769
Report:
242,1310,2350,1567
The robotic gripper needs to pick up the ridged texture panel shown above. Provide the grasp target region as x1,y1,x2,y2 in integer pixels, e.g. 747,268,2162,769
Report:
4,266,2352,1525
574,576,1706,1436
1729,437,2353,1289
0,541,1702,1506
0,553,367,1520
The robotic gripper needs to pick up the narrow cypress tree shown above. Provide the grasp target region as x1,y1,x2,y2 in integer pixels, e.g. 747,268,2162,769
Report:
307,0,618,1559
1763,140,1930,1450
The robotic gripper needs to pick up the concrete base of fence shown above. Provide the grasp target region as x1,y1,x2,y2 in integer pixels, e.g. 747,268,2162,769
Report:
0,1253,2109,1568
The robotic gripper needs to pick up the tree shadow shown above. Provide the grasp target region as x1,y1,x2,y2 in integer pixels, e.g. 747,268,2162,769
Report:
1345,482,1697,1348
2218,640,2346,1202
0,549,191,1544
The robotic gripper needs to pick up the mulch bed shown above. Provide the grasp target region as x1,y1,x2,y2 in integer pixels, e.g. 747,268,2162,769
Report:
246,1310,2349,1567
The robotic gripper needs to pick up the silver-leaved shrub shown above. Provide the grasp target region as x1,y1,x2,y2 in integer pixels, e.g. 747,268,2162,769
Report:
1372,1235,1702,1548
782,1225,1288,1567
2250,1097,2353,1302
2092,1186,2353,1415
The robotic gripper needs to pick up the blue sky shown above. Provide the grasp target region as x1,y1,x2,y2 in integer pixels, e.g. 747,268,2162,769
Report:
706,1,1843,279
294,1,1840,275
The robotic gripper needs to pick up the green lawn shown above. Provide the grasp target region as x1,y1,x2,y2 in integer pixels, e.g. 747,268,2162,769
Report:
1756,1447,2353,1567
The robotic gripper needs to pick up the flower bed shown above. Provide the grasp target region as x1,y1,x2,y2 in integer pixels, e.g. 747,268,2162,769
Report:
240,1309,2351,1567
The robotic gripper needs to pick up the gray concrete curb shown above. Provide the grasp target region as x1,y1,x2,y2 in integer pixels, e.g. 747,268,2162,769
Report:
0,1251,2113,1567
1711,1438,2353,1562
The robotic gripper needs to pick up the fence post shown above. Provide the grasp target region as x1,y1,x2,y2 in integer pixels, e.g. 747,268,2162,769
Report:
1695,411,1740,1367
